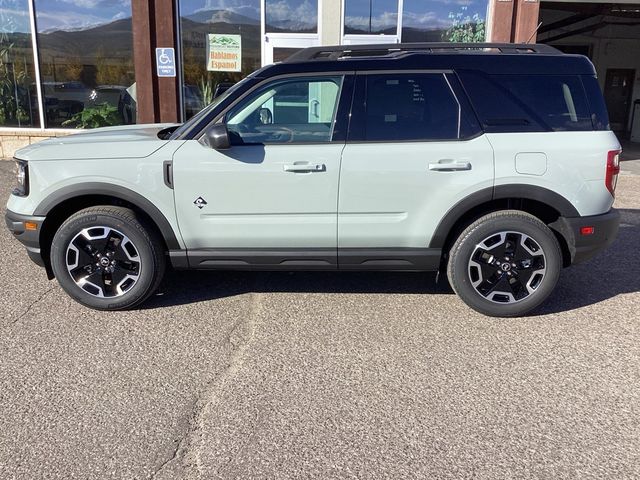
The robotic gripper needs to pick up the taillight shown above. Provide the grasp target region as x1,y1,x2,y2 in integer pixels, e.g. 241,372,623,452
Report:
605,150,621,196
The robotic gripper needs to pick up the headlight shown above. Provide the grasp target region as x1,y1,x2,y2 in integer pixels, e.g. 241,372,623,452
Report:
12,159,29,197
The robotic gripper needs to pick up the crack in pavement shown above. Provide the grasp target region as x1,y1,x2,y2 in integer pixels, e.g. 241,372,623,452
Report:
7,285,56,328
149,287,263,480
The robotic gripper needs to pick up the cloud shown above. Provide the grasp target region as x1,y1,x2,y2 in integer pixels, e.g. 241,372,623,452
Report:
265,0,317,23
36,10,117,32
345,11,398,30
194,0,260,19
60,0,131,9
0,8,31,34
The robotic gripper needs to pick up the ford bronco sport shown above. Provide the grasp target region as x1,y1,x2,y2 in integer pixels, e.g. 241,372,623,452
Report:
5,43,621,317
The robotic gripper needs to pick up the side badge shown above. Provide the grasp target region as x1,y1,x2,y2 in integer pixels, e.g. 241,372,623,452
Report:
193,196,208,209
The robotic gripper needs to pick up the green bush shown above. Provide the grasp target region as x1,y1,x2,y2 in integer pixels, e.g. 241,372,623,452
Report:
62,103,120,129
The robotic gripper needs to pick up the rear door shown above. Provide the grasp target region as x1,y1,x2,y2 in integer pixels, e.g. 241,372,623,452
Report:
337,71,495,269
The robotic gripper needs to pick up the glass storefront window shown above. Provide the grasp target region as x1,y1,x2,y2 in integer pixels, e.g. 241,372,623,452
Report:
34,0,135,128
0,0,39,128
402,0,487,43
266,0,317,33
179,0,261,120
344,0,398,35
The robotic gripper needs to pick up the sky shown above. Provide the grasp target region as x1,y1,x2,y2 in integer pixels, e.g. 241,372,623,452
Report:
1,0,487,34
0,0,132,33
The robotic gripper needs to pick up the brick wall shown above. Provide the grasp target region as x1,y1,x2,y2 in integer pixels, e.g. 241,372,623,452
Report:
0,131,72,159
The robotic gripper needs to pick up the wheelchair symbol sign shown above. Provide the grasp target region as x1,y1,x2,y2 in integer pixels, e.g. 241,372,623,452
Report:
156,48,176,77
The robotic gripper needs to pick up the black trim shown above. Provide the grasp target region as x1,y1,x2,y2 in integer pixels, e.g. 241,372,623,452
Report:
338,248,441,271
549,209,620,265
429,187,494,248
187,248,337,270
163,161,173,189
33,183,181,250
493,185,579,217
169,247,443,271
429,185,580,249
5,209,46,267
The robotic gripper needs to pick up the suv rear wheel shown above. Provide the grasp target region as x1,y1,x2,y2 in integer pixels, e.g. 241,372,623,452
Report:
447,210,562,317
50,206,166,310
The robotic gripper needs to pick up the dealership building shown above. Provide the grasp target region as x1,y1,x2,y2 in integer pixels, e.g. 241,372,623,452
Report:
1,0,640,157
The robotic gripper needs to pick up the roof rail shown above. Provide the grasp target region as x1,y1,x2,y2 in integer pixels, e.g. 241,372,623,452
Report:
284,43,562,63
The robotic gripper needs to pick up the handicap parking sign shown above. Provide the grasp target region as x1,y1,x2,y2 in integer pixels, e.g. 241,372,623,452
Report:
156,48,176,77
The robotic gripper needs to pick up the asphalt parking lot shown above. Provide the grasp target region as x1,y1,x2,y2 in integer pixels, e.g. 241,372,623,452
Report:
1,159,639,479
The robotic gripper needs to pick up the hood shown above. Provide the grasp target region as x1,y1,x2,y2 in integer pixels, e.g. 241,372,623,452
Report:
15,123,180,161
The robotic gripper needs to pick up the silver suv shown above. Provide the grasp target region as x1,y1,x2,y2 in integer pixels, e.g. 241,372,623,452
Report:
5,43,621,317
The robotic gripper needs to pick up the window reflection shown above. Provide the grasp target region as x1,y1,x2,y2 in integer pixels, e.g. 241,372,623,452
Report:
0,0,39,128
402,0,487,43
34,0,135,128
179,0,261,120
266,0,317,33
344,0,398,35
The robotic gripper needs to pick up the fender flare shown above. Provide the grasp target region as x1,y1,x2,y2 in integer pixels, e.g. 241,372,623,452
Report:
34,182,181,249
429,184,579,249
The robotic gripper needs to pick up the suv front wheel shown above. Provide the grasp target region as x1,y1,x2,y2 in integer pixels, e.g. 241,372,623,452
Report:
447,210,562,317
50,206,166,310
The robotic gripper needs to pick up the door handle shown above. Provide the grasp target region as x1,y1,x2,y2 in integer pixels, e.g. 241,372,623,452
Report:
283,163,326,172
428,161,472,172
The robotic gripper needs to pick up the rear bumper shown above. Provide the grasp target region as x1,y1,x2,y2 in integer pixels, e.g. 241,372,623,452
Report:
5,209,46,268
550,209,620,265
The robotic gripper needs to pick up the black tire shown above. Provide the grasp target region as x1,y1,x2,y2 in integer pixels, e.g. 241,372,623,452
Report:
447,210,562,317
50,206,166,310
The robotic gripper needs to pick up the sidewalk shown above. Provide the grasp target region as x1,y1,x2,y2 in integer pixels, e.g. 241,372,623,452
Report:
621,140,640,161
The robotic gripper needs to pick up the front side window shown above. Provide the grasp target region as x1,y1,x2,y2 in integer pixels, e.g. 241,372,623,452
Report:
226,76,342,144
359,73,461,141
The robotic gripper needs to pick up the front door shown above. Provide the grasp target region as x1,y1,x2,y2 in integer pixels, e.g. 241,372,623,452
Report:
172,74,350,267
604,68,635,133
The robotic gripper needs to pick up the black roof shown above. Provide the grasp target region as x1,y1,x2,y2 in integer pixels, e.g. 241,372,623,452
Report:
255,43,596,78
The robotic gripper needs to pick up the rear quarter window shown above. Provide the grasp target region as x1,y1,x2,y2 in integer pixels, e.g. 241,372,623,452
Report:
458,72,594,132
581,75,610,131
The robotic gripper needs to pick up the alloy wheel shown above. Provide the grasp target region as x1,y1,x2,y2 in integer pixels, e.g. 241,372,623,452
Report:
468,230,547,304
65,226,141,298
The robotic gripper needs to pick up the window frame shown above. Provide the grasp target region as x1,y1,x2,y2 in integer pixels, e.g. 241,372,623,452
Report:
347,70,482,144
196,71,356,146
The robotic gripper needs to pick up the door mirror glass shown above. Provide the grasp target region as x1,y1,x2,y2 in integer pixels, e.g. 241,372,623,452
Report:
202,123,230,150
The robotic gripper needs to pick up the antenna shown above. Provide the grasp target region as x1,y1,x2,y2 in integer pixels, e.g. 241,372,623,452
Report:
526,22,543,44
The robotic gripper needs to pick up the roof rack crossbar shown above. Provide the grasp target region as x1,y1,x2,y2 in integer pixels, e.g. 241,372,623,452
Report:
284,43,561,63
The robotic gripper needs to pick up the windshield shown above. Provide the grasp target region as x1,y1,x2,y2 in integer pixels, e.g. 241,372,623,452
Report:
169,76,253,140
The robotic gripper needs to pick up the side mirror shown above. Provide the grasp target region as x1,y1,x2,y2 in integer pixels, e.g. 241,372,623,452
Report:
202,123,230,150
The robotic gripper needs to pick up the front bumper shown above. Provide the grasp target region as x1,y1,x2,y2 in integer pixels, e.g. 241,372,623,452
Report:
5,209,46,268
550,209,620,265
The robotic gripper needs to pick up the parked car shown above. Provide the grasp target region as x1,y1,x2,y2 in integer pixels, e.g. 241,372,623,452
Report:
5,43,621,316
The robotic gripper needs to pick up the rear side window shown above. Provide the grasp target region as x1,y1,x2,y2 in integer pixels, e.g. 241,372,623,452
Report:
459,72,594,132
357,73,462,141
